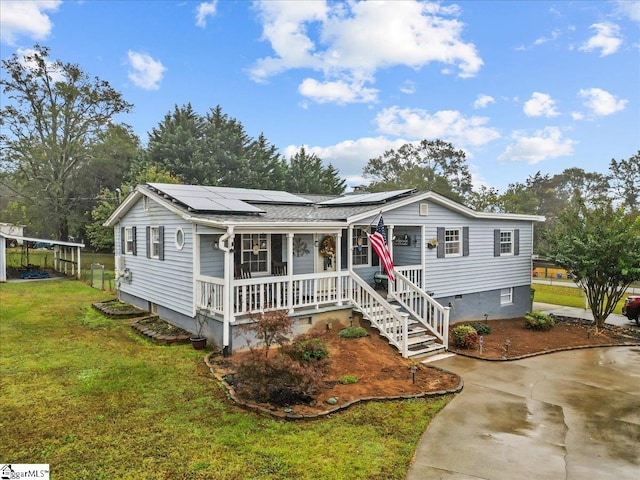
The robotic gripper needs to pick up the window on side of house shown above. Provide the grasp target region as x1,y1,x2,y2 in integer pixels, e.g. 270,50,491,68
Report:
444,228,462,257
124,227,134,254
500,230,513,255
150,227,160,259
241,233,268,273
500,287,513,305
352,227,370,266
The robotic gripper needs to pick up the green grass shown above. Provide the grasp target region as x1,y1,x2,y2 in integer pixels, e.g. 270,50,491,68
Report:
532,283,630,314
0,280,451,479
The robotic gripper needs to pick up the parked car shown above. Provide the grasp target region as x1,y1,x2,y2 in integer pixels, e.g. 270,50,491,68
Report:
33,242,53,250
622,295,640,326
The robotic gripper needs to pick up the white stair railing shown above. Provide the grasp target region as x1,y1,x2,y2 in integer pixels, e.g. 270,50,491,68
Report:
392,270,450,348
348,274,410,357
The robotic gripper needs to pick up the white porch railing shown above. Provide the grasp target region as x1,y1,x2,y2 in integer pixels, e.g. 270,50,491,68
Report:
395,264,422,289
196,275,225,316
392,270,450,347
348,273,411,356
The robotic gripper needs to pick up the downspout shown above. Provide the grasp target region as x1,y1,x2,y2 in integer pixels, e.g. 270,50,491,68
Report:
217,227,234,357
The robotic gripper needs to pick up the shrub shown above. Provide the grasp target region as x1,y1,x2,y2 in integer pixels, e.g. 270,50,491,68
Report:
452,325,479,349
462,321,492,335
238,310,293,358
524,311,555,331
338,375,358,384
283,334,329,362
234,350,325,406
338,326,368,338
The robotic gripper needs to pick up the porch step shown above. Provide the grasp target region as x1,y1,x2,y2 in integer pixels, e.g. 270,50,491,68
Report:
406,343,447,359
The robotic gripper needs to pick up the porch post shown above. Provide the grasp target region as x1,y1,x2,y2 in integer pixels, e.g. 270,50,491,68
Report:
76,246,81,279
287,233,294,313
421,224,426,290
336,230,342,306
0,237,6,282
387,224,394,295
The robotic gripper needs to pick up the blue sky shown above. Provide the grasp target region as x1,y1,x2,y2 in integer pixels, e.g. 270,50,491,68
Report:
1,0,638,192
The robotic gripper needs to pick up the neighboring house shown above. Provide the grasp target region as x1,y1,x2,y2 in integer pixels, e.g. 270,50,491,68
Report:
105,183,544,358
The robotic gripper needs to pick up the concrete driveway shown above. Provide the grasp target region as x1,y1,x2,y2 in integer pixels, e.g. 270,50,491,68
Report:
407,347,640,480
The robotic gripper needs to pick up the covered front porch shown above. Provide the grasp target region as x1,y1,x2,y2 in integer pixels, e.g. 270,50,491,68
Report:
193,225,448,357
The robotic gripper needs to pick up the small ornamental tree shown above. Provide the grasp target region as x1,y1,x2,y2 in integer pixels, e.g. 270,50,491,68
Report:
240,309,293,358
545,200,640,330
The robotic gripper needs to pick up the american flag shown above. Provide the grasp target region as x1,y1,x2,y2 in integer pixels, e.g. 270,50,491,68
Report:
368,216,395,282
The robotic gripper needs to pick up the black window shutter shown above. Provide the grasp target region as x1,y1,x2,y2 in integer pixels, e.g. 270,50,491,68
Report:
494,229,500,257
436,227,445,258
159,226,165,261
132,226,137,256
514,229,520,256
146,226,151,259
341,230,348,269
120,227,125,254
463,226,469,257
371,226,380,267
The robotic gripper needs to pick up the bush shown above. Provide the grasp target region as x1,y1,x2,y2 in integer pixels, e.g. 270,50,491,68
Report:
462,321,492,335
524,311,555,331
283,334,329,362
338,326,368,338
452,325,479,349
338,375,358,384
234,350,326,406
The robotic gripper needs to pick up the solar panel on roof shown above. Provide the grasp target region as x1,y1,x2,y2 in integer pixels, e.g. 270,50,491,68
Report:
147,183,310,213
317,189,415,206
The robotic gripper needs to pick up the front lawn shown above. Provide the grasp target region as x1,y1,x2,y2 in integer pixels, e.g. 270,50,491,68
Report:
0,280,449,479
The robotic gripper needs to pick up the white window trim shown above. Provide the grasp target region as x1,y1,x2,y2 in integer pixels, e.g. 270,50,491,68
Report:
444,227,463,258
150,226,160,259
241,233,270,274
175,227,185,250
500,287,513,305
352,227,371,267
124,227,134,254
500,229,514,256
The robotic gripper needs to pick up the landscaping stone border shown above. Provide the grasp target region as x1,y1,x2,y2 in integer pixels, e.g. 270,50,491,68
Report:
130,316,191,345
92,298,147,319
204,352,463,420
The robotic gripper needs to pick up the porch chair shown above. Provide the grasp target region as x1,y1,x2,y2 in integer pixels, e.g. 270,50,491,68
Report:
272,261,287,276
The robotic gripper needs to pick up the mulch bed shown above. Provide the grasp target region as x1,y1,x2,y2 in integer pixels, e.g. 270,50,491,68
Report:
448,317,640,360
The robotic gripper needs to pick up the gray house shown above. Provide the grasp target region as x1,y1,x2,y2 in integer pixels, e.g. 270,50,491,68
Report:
105,183,544,358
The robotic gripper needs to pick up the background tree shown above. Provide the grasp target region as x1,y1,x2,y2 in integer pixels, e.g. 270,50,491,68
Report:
609,151,640,213
362,139,472,203
544,199,640,329
552,167,610,209
0,44,132,239
85,165,178,251
285,147,345,194
467,185,502,212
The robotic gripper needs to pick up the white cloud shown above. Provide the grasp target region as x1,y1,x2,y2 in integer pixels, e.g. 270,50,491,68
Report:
15,47,64,82
473,94,495,109
284,136,409,185
499,127,576,164
571,111,585,121
534,29,560,46
374,106,501,147
579,22,623,56
127,51,167,90
523,92,560,117
613,1,640,23
578,87,627,115
251,0,482,104
195,1,217,28
0,0,61,45
400,80,416,95
298,77,378,104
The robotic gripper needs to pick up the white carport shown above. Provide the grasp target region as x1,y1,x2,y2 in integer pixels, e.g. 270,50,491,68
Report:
0,233,85,282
